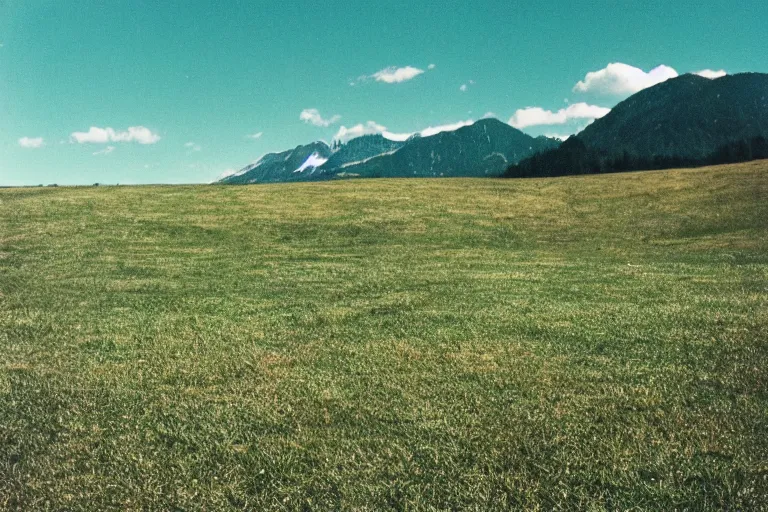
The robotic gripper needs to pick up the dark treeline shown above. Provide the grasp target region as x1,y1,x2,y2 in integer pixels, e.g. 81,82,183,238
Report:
506,136,768,178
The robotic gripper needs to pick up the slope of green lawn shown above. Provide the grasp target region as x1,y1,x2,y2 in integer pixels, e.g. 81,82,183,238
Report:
1,161,767,510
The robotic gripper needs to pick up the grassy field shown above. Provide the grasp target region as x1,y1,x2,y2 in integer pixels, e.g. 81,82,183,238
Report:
1,161,767,510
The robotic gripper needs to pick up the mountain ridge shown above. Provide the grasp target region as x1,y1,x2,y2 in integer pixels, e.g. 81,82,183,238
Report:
331,118,558,179
220,118,559,184
578,72,768,159
506,72,768,178
223,72,768,184
221,141,332,184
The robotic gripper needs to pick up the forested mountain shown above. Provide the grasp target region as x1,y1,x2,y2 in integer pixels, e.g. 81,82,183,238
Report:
506,135,768,178
579,72,768,159
507,73,768,177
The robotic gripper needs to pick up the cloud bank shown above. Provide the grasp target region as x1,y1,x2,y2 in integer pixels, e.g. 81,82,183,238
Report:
300,108,341,127
333,121,410,143
509,103,610,129
573,63,678,96
695,69,727,79
216,168,238,181
420,120,474,137
18,136,44,148
333,119,475,144
70,126,161,144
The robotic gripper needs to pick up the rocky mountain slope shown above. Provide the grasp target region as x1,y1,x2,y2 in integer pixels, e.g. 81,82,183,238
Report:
220,141,332,184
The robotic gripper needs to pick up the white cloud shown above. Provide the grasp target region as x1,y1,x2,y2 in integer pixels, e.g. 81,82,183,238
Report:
300,108,341,127
372,66,425,84
420,119,474,137
71,127,111,144
482,112,497,119
115,127,160,144
216,168,238,180
185,141,201,152
509,102,611,129
18,136,44,148
695,69,727,79
70,126,161,144
573,63,678,96
333,119,475,144
334,121,386,142
333,121,411,143
352,64,434,86
459,80,476,92
246,132,263,140
93,146,115,156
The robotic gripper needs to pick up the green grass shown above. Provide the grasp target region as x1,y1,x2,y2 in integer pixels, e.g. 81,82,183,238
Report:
1,161,767,510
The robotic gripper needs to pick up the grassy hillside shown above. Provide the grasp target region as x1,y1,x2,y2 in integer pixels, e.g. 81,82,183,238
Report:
1,161,767,510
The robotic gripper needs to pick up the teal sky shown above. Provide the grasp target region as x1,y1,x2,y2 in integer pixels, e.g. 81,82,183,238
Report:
2,0,767,186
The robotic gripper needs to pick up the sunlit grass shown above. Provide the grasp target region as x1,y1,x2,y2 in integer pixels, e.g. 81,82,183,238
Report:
1,161,767,510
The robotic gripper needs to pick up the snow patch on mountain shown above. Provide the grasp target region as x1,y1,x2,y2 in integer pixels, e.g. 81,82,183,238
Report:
294,152,328,173
339,150,399,169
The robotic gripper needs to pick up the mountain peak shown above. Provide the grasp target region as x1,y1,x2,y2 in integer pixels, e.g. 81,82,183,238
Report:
220,141,332,184
473,117,507,129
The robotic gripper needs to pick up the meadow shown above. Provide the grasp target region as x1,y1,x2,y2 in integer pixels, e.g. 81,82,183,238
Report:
1,161,767,510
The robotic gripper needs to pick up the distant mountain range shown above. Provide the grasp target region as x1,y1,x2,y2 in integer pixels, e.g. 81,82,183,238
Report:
222,72,768,184
327,119,558,179
220,119,558,184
